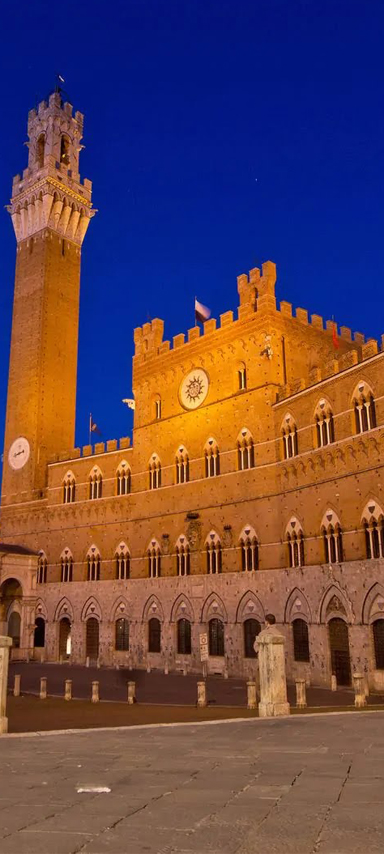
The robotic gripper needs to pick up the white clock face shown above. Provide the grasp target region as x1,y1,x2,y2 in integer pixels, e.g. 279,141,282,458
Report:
179,369,209,410
8,437,30,471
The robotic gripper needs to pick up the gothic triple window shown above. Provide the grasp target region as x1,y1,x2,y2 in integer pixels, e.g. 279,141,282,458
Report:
321,511,343,563
315,400,334,448
148,540,161,578
239,526,259,571
87,546,101,581
115,618,129,651
205,439,220,477
353,383,376,434
362,503,384,559
116,462,131,496
176,536,190,576
206,531,222,574
286,518,305,568
63,471,76,504
37,551,47,584
115,543,130,580
60,549,73,583
175,446,189,484
237,429,255,471
282,414,298,459
149,455,161,490
89,467,102,500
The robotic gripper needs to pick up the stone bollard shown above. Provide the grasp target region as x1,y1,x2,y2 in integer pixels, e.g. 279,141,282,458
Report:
223,667,229,680
14,674,21,698
331,674,337,692
295,678,307,709
353,672,367,708
86,656,90,668
183,665,187,677
65,679,72,701
256,624,290,717
40,677,47,700
164,663,169,675
91,681,99,703
247,680,257,710
146,663,151,673
0,637,13,733
127,681,136,705
197,681,207,708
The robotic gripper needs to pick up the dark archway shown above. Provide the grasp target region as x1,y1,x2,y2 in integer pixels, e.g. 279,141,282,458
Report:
8,612,21,648
328,618,351,685
34,617,45,648
209,618,225,657
243,619,261,658
86,617,99,662
59,617,71,659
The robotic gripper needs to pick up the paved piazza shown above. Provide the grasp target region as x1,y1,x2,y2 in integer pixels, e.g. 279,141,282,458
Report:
1,713,384,853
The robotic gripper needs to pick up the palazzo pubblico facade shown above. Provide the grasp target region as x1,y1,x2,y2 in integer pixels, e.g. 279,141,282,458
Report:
1,91,384,690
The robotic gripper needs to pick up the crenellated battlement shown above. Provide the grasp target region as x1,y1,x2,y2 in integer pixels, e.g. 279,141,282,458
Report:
48,437,132,466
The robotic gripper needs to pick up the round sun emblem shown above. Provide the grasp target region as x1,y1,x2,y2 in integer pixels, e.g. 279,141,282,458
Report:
179,368,209,410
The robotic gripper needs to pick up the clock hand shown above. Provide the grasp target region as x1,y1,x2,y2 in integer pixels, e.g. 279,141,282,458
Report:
14,450,25,456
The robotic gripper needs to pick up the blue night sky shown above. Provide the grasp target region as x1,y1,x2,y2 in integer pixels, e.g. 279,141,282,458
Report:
0,0,383,452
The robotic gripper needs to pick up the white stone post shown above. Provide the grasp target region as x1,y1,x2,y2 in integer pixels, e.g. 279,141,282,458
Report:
40,677,47,699
353,672,367,708
14,674,21,697
65,679,72,701
247,680,257,710
127,681,136,704
256,626,290,717
295,678,307,708
331,674,337,691
197,681,207,708
91,681,99,703
0,636,13,734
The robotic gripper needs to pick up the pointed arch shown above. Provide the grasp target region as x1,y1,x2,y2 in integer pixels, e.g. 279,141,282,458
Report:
239,525,259,571
320,509,343,564
236,360,247,391
86,544,101,581
284,587,312,624
175,534,190,576
109,595,131,622
60,547,73,583
142,594,164,622
175,445,189,484
147,538,161,578
352,380,376,434
201,591,227,623
204,437,220,477
116,461,131,496
37,550,47,584
81,596,102,622
170,593,195,623
281,412,298,458
89,465,102,500
318,584,353,625
237,428,255,470
54,596,74,623
149,453,161,489
314,398,334,448
361,500,384,559
285,517,305,568
62,470,76,504
205,530,222,574
236,591,264,624
362,583,384,624
35,598,48,622
115,541,130,580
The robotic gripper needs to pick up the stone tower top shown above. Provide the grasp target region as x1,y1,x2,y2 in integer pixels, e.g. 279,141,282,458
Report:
7,91,95,246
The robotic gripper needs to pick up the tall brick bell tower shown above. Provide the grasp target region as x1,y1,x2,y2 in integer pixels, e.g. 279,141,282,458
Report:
1,90,95,507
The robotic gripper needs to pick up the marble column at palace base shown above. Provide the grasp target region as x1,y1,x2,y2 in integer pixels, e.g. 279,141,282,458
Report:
259,701,291,718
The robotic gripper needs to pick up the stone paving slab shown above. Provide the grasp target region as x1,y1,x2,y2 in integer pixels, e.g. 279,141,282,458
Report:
1,712,384,853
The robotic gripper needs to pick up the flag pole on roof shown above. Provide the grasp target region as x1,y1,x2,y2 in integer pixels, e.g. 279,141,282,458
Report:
195,298,211,325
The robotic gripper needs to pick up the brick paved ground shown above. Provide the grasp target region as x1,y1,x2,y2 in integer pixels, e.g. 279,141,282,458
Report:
1,712,384,853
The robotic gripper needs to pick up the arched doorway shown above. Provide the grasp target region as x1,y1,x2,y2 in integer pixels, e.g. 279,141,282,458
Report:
59,617,71,659
34,617,45,648
8,611,21,648
86,617,99,662
0,578,23,633
328,618,351,685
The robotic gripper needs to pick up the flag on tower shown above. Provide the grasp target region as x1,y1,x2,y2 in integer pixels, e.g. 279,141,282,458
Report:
89,414,101,436
195,298,211,324
332,319,339,350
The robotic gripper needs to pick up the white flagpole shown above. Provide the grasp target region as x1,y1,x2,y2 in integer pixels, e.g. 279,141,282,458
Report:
89,413,92,446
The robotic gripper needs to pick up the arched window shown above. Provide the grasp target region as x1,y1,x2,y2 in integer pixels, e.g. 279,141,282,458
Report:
87,546,101,581
63,471,76,504
315,400,334,448
282,414,298,459
154,397,162,420
286,518,305,568
175,446,189,484
89,467,102,500
209,618,225,656
353,383,376,433
34,617,45,648
204,439,220,478
147,540,161,578
149,455,161,489
37,551,47,584
177,618,192,655
292,618,310,662
237,363,247,391
60,135,70,165
237,429,255,471
244,618,261,658
115,618,129,651
362,502,384,559
373,620,384,669
175,536,190,576
36,134,45,168
321,510,343,563
116,462,131,496
239,526,259,571
205,531,222,574
60,549,73,583
115,543,130,580
148,617,161,653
